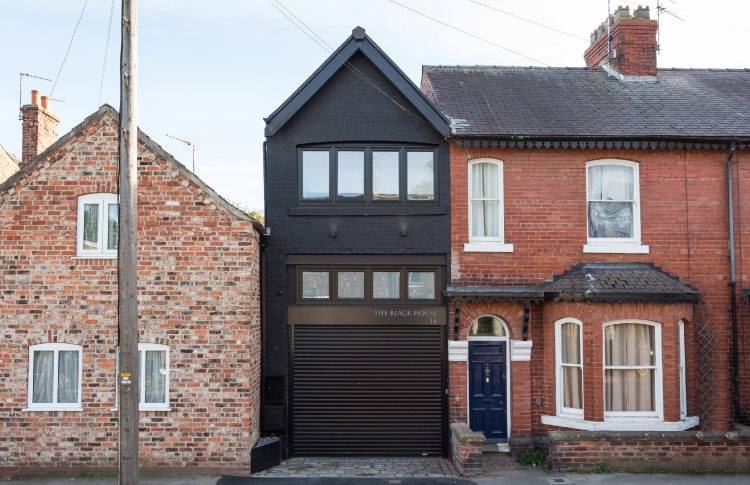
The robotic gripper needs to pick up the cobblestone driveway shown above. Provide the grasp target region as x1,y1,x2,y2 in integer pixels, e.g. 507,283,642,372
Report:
253,458,458,477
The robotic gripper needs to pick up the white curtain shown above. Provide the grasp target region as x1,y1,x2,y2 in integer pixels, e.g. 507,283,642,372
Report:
145,351,166,404
561,323,582,409
471,163,500,237
605,324,655,412
588,165,634,238
33,351,54,403
57,351,79,403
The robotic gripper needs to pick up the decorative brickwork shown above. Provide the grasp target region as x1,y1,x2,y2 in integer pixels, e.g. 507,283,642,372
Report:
0,107,261,477
549,431,750,471
450,423,483,476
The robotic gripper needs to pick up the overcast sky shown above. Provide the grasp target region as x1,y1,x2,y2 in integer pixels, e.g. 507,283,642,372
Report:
2,0,748,211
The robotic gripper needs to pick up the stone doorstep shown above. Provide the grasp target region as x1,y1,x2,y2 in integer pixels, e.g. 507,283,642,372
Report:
482,442,511,454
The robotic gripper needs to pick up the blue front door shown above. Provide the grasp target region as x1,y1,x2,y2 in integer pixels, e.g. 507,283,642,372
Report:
469,341,507,441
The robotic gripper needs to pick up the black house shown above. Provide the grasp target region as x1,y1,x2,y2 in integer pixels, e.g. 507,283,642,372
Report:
262,27,451,458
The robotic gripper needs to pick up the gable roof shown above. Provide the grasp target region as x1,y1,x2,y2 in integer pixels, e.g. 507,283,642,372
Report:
422,66,750,144
264,27,450,137
0,144,20,165
0,105,259,227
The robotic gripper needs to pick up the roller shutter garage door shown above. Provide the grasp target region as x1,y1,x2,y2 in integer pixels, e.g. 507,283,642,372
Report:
291,325,444,456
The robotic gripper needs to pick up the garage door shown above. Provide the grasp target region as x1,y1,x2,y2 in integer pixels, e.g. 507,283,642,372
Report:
291,325,444,456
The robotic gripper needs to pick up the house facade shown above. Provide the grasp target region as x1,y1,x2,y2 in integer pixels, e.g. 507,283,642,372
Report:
421,5,750,456
262,27,453,458
0,99,262,476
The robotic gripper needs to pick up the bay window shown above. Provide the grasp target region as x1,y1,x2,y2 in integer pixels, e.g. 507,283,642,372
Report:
555,319,583,417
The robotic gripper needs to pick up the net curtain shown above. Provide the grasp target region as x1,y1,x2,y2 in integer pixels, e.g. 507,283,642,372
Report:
588,164,635,238
471,163,500,238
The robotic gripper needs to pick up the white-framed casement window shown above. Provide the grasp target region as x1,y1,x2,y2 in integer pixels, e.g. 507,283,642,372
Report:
603,320,662,420
113,344,170,411
584,160,648,254
555,318,584,418
76,193,119,258
26,343,83,411
465,159,512,253
679,320,687,419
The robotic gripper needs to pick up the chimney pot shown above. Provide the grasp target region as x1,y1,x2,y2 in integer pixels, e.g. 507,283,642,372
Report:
614,5,631,23
41,96,49,109
634,5,650,19
31,90,40,106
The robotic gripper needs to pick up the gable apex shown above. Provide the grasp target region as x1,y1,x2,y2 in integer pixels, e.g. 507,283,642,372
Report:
264,30,450,137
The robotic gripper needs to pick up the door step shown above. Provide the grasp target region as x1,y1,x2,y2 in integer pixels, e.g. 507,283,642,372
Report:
482,443,511,454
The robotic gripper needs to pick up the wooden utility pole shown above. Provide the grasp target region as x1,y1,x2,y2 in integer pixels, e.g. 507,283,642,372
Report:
118,1,139,484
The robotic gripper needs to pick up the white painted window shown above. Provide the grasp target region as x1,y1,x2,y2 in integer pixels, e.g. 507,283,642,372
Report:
76,193,119,258
679,320,687,419
603,320,662,419
555,318,583,418
26,343,83,411
114,344,170,411
465,159,512,252
584,160,648,254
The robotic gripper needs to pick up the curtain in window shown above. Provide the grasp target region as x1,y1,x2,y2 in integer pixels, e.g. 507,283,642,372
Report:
605,323,655,412
33,351,54,403
588,165,634,238
83,204,99,249
560,322,582,409
57,350,79,403
471,163,499,237
107,204,119,250
144,350,166,404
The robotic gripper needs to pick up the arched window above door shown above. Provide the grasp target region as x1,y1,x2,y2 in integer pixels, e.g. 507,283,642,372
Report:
468,315,507,337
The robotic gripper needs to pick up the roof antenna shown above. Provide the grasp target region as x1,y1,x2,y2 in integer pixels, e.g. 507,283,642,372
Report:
166,134,198,174
19,73,52,120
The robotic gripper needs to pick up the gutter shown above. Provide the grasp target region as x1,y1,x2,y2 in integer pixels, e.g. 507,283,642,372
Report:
727,142,740,422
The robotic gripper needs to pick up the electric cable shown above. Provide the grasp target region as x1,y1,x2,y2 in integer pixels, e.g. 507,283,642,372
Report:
98,0,116,108
466,0,589,41
670,11,750,33
387,0,550,66
50,0,89,98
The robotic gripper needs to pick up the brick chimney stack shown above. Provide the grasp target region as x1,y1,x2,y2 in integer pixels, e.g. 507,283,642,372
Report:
584,5,659,77
21,90,59,167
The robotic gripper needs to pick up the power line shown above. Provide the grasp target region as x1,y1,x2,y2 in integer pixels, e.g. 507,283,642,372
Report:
98,0,116,108
466,0,589,42
267,0,440,132
670,11,750,33
387,0,549,66
50,0,88,98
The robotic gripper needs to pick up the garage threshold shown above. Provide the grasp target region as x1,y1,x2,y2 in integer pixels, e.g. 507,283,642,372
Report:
250,458,458,478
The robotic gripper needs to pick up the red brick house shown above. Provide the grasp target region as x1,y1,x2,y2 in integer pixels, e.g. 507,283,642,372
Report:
0,96,263,477
422,6,750,469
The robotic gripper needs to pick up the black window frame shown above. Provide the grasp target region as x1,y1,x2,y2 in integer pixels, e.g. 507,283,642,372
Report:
298,144,438,206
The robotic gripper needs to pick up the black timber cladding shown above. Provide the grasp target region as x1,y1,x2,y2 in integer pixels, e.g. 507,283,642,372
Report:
263,30,451,458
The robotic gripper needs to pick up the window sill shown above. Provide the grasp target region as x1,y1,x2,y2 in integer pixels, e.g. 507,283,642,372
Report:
110,407,171,412
23,407,83,412
463,243,514,253
289,206,446,216
582,243,649,254
541,414,699,431
72,256,117,260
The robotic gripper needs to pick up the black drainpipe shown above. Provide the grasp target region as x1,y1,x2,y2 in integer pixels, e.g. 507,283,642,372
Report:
727,142,740,422
260,141,269,433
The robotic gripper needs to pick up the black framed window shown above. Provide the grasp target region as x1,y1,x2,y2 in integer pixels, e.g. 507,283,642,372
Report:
301,270,331,300
299,145,438,205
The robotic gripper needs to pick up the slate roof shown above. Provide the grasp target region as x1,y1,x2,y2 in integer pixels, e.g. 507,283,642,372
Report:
422,66,750,141
542,262,699,303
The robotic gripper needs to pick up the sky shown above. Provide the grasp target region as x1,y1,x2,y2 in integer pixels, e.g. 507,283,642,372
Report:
1,0,748,212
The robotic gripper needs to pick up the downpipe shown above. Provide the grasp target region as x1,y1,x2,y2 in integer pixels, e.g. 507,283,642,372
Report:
727,142,740,422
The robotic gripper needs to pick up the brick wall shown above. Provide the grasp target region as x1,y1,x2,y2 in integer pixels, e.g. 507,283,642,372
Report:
549,431,750,471
449,423,483,476
447,144,749,434
0,109,261,477
584,18,658,76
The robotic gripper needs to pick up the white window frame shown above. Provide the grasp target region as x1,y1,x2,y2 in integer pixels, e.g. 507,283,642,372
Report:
679,320,687,419
76,193,119,259
465,159,512,253
603,319,663,421
25,343,83,411
113,344,171,411
466,315,512,439
555,318,584,418
583,160,648,254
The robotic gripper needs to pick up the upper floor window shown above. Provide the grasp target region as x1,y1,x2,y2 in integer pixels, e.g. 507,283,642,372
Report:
585,160,647,253
465,159,511,253
27,343,83,411
300,146,437,204
555,319,583,417
77,193,119,258
604,321,662,418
